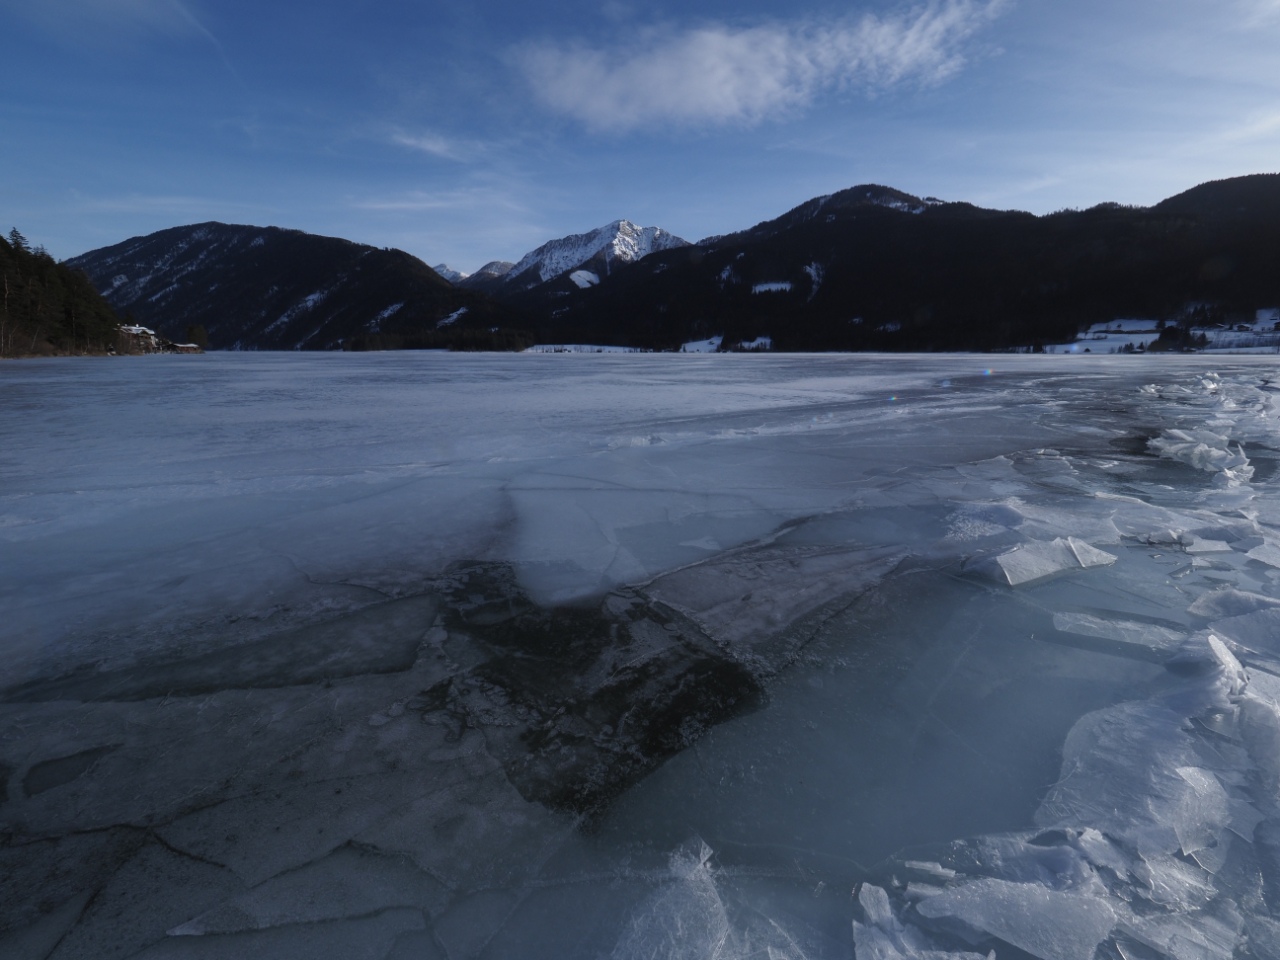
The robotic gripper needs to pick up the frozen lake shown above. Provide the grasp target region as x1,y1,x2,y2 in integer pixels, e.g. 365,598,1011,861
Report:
3,352,1280,959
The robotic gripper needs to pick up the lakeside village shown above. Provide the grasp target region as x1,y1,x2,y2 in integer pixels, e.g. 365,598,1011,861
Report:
1053,307,1280,355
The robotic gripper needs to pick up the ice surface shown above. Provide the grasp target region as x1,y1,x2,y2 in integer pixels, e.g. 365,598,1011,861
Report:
7,355,1280,957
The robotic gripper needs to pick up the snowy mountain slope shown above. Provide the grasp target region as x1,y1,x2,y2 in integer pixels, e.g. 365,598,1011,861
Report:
431,263,468,283
70,223,519,350
501,220,688,290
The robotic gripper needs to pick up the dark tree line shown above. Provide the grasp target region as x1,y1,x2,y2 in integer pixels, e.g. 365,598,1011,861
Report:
1,228,126,357
344,326,536,352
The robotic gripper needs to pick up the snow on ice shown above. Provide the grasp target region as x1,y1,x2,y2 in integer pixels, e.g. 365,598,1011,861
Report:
5,354,1280,958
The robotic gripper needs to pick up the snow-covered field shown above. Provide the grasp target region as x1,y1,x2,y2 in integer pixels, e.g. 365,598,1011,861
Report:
4,352,1280,959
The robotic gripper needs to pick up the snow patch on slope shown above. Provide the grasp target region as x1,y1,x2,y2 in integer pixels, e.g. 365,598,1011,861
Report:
369,303,404,332
803,262,823,301
266,289,332,335
436,307,468,328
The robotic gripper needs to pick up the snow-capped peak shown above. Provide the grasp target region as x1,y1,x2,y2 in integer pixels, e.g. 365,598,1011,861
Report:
507,220,688,287
432,263,469,283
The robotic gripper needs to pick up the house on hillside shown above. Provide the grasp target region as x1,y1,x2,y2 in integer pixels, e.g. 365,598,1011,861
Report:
120,324,160,353
117,324,204,355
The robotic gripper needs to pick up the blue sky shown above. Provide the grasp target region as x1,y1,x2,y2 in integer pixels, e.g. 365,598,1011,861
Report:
3,0,1280,272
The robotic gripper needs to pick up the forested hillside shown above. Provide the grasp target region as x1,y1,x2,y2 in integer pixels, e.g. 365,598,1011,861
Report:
1,229,124,357
69,223,528,351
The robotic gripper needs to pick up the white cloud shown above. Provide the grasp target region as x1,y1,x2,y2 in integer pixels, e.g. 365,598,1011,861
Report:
391,131,480,163
515,0,1008,131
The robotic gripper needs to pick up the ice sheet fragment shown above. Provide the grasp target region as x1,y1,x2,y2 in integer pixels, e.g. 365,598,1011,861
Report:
1118,905,1242,960
903,861,957,882
1184,537,1233,555
1148,429,1254,485
1051,612,1185,656
913,877,1115,960
1246,542,1280,568
979,537,1116,586
851,884,989,960
1187,587,1280,620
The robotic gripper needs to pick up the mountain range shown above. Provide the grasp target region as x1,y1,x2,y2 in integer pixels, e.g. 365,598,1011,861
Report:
67,174,1280,352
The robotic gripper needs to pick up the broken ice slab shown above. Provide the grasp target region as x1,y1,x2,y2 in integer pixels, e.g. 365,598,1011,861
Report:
1116,905,1243,960
1054,611,1182,660
1148,429,1254,485
903,861,958,882
1004,500,1123,545
1246,542,1280,568
970,537,1116,587
1033,699,1210,862
1187,587,1280,620
913,877,1116,960
1051,612,1186,660
1170,767,1233,871
852,884,992,960
643,540,907,663
1183,536,1234,554
1204,608,1280,658
1129,851,1217,910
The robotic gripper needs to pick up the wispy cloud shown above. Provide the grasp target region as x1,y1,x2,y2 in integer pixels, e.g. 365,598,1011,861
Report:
390,131,484,163
514,0,1008,132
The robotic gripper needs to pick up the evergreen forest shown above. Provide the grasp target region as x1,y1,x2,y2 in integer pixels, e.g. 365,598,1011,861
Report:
1,228,125,358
